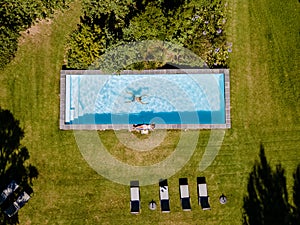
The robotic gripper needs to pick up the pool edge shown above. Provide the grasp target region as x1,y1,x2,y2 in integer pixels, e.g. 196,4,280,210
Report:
59,69,231,130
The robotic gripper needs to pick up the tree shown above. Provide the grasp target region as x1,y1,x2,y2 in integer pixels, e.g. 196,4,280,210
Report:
0,107,38,224
123,1,167,41
242,144,290,225
65,0,230,70
0,0,72,69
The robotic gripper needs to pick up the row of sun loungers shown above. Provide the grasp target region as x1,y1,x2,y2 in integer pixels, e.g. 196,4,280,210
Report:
130,177,210,213
0,180,31,218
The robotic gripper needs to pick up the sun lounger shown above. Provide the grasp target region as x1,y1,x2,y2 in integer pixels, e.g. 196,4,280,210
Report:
159,179,170,213
130,180,140,214
179,178,191,211
4,191,31,217
0,180,19,206
197,177,211,210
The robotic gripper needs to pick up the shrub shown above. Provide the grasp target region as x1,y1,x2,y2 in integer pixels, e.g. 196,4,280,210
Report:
0,0,72,70
65,0,231,70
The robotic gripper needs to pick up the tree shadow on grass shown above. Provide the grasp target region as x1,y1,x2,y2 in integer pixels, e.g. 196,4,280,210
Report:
291,164,300,224
242,144,290,225
0,107,38,225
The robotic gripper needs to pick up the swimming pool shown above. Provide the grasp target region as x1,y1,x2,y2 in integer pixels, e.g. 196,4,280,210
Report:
60,69,231,129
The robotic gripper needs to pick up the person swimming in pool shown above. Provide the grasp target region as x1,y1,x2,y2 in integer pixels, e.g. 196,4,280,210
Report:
125,91,148,104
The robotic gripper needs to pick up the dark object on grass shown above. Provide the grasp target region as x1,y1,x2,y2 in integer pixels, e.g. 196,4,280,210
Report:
179,178,191,211
219,194,227,204
149,199,157,210
197,177,211,210
4,191,30,218
130,180,140,214
0,180,19,206
159,179,170,213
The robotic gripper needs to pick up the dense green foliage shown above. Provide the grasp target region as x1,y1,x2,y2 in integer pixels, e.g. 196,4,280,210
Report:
0,0,72,70
66,0,231,69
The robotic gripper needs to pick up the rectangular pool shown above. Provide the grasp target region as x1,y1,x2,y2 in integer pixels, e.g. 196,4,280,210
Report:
60,69,231,130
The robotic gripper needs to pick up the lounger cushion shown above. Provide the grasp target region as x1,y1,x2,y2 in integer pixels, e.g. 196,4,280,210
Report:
197,177,211,210
198,183,208,196
161,200,170,212
130,201,140,213
130,181,140,213
197,177,206,184
130,187,139,201
160,186,169,200
159,179,170,212
200,196,210,209
179,178,188,185
181,198,191,210
180,185,190,198
179,178,191,210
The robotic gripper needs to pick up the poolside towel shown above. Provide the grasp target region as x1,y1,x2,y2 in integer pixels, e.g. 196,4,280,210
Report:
179,178,191,211
159,179,170,213
0,180,19,206
4,191,31,217
130,180,140,214
197,177,211,210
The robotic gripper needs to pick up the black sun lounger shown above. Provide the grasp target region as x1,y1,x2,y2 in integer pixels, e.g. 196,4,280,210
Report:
197,177,211,210
130,180,140,214
4,191,31,217
159,179,170,213
179,178,191,211
0,180,19,206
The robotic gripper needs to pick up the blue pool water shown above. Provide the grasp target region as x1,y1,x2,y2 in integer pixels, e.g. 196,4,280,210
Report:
65,73,225,125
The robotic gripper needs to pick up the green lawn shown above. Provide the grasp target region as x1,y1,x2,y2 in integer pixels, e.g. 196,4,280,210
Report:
0,0,299,224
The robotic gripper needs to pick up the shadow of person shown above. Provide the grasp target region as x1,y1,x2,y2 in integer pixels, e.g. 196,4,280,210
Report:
0,107,38,225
